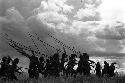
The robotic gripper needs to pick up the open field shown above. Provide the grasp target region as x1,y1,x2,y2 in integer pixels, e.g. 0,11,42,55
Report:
1,73,125,83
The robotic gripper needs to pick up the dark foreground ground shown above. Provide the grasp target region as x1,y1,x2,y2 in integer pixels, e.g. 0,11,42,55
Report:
0,73,125,83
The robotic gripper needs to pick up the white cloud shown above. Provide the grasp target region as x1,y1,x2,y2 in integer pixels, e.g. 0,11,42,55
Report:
40,1,61,12
98,0,125,22
69,20,100,35
74,8,97,20
85,4,95,8
39,0,74,13
61,5,74,13
56,23,68,31
37,11,68,24
34,0,74,29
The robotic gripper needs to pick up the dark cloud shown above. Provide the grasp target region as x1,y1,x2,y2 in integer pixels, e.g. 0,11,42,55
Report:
0,6,56,57
0,0,41,18
0,7,28,39
0,0,125,58
95,21,125,40
95,39,123,53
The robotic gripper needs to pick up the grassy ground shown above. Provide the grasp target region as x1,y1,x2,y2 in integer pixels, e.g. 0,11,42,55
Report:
1,73,125,83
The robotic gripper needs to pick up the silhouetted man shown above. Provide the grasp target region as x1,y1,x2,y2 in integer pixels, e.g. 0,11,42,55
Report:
0,56,12,80
9,58,22,80
28,54,39,79
39,55,45,75
102,61,109,77
60,47,68,76
65,54,77,77
95,62,101,77
44,58,51,77
109,62,116,77
50,52,61,77
77,53,85,75
81,53,91,75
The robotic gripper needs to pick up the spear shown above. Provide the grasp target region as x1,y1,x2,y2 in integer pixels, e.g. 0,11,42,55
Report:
28,32,51,56
7,39,31,58
47,33,78,54
48,33,87,55
31,33,63,53
1,33,33,51
34,33,51,55
29,33,63,55
27,32,41,56
0,33,35,58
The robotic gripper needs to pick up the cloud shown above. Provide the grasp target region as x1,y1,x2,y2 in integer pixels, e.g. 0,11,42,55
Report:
98,0,125,22
35,0,74,28
65,20,103,51
0,7,28,39
0,0,42,18
74,8,100,21
0,0,73,56
98,40,123,53
26,15,56,39
40,1,61,12
67,20,125,53
95,21,125,40
6,7,25,23
83,0,101,8
74,8,96,18
37,11,68,24
39,0,74,13
0,7,58,55
1,0,125,55
69,20,99,35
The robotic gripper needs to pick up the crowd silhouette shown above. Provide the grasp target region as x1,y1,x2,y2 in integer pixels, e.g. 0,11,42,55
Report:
0,56,22,80
0,33,117,81
0,49,117,81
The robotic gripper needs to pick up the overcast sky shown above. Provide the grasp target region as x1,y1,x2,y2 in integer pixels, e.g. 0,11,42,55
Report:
0,0,125,56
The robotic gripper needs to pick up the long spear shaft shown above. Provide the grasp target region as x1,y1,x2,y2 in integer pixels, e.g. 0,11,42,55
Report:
0,33,35,58
27,32,41,55
30,33,63,53
1,33,33,51
28,32,51,56
47,33,77,54
33,33,51,54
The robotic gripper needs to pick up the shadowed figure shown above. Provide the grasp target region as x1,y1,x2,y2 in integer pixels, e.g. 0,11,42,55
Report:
28,51,39,79
102,61,109,77
0,56,22,81
109,62,116,77
9,42,39,79
60,47,68,76
77,52,91,76
49,52,61,77
65,54,77,77
1,33,120,79
0,56,12,79
39,55,45,76
43,58,51,77
8,58,22,81
95,62,101,77
77,53,85,75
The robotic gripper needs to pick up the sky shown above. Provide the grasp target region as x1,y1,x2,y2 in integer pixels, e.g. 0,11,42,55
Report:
0,0,125,57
